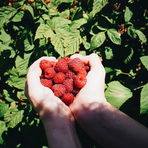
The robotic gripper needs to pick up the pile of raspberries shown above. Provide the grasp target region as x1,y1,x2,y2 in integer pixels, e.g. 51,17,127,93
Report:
40,57,90,105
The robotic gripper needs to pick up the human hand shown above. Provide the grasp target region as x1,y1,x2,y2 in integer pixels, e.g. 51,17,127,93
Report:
26,57,72,120
70,54,107,115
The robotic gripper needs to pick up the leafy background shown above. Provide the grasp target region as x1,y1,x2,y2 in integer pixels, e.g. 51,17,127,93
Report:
0,0,147,147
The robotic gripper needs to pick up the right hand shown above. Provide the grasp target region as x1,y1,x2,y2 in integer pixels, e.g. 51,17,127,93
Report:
70,54,107,115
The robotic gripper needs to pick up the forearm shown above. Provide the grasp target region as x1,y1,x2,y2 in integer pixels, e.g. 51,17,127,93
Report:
41,113,82,148
73,101,148,148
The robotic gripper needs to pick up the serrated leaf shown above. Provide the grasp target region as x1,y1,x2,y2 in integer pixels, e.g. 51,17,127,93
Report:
140,83,148,114
23,4,34,18
4,109,24,128
140,56,148,70
0,102,9,118
107,29,121,45
135,30,147,43
35,24,54,40
15,53,31,76
105,81,133,109
6,74,26,90
70,18,87,29
127,26,137,38
60,9,70,18
51,33,64,56
0,28,11,44
90,0,108,17
0,121,7,144
124,7,133,22
90,32,106,50
3,89,14,102
0,6,17,28
12,11,24,22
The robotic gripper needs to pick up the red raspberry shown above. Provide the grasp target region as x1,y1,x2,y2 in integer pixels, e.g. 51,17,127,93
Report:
63,57,71,63
62,93,74,105
63,78,73,92
74,75,87,88
40,60,51,70
68,58,84,72
85,65,90,71
55,58,69,72
53,72,66,84
52,84,66,97
40,79,53,88
77,68,87,77
65,70,75,79
44,67,56,79
72,87,80,96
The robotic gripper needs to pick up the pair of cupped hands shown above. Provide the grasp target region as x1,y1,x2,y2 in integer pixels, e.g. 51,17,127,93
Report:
26,54,106,121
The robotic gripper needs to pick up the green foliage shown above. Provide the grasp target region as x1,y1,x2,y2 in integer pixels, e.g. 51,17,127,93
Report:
0,0,147,147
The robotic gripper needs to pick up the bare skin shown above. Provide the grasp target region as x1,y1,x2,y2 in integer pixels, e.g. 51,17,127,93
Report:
26,54,148,148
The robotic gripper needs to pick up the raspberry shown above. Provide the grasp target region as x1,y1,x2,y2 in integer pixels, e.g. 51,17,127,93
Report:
55,58,69,72
77,68,87,77
68,58,84,72
62,93,74,105
72,87,80,96
65,70,75,79
63,57,71,63
40,60,51,70
53,72,65,84
44,67,56,79
40,79,53,88
52,84,66,97
63,78,73,92
85,65,90,71
74,75,87,88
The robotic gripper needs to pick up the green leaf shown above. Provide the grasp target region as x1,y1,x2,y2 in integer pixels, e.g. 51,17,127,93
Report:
60,9,70,18
15,53,31,76
0,102,9,118
70,18,87,29
140,83,148,114
12,11,24,22
0,28,11,44
4,108,24,128
104,46,113,60
127,26,137,38
124,48,134,64
140,56,148,70
3,90,15,102
6,74,26,90
107,29,121,45
90,0,108,17
124,7,133,22
90,32,106,50
0,121,7,144
0,6,17,28
35,24,54,40
23,4,34,18
135,30,147,43
105,81,133,109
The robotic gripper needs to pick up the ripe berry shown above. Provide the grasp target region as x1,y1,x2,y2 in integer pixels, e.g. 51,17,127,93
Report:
40,60,51,70
68,58,84,72
77,68,87,77
52,84,66,97
63,78,73,92
65,70,75,79
74,75,87,88
55,58,69,73
40,79,53,88
53,72,65,84
62,93,74,105
44,67,56,79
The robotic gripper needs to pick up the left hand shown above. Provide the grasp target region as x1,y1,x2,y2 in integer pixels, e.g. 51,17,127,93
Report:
25,57,73,120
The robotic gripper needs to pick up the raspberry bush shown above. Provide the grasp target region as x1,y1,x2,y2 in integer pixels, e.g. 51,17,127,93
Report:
0,0,147,147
